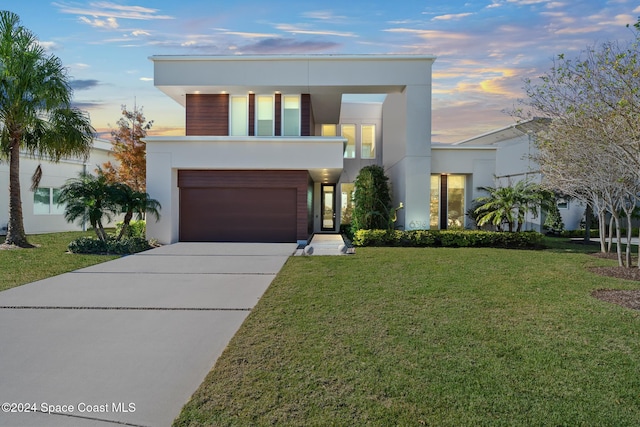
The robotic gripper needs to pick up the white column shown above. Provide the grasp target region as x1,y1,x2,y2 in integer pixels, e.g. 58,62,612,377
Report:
405,85,431,230
146,151,177,244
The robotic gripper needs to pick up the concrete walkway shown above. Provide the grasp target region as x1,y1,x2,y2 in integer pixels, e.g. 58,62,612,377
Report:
0,242,297,427
296,234,353,256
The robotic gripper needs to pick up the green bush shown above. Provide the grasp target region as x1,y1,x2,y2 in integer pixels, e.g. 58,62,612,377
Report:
353,229,544,249
115,219,146,239
68,236,151,254
339,223,354,241
560,229,600,238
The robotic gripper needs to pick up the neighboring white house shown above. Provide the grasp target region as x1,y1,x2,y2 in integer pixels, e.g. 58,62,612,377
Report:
0,138,114,234
144,54,581,245
451,119,585,231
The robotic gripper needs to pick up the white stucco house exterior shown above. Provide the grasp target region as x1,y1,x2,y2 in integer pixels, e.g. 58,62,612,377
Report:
0,138,114,235
144,54,582,245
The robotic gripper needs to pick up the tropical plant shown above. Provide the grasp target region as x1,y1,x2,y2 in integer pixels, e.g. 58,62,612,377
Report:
352,165,392,231
57,173,119,242
0,11,94,247
474,180,550,232
543,197,565,235
111,183,160,241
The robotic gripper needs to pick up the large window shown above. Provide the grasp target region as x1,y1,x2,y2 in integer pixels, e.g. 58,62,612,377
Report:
282,95,300,136
361,124,376,159
230,95,248,136
340,183,355,225
342,124,356,159
447,175,465,228
34,187,64,215
256,95,274,136
321,124,337,136
429,174,465,229
430,175,440,228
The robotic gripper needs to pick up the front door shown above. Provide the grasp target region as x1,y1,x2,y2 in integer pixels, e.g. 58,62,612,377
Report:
321,184,336,231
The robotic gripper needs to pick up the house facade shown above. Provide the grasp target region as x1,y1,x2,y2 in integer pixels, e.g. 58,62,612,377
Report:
145,54,581,245
0,139,114,234
146,55,434,244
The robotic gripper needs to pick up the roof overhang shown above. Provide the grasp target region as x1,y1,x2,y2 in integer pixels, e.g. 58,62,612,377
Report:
149,55,435,124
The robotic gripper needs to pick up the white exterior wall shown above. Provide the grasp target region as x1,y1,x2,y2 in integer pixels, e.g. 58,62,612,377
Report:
148,55,436,241
0,141,114,235
145,136,345,244
382,85,432,230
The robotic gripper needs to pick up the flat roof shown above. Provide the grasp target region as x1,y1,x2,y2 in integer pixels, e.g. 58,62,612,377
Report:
149,54,436,62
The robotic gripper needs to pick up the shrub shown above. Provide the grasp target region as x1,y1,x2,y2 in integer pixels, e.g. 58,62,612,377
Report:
352,165,392,231
352,229,544,249
68,236,151,254
339,223,354,241
115,219,146,239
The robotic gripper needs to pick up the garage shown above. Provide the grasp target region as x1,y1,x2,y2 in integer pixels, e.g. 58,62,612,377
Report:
178,170,310,243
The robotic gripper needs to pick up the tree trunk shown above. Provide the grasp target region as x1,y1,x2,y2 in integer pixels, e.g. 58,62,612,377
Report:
612,213,623,267
625,211,633,268
598,210,607,253
116,211,133,241
584,204,592,243
5,135,33,248
607,215,614,254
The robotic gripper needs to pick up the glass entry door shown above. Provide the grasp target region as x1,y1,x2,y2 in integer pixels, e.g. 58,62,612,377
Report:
321,184,336,231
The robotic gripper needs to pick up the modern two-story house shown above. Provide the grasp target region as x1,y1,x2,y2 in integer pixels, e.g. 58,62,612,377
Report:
145,54,581,245
146,55,435,244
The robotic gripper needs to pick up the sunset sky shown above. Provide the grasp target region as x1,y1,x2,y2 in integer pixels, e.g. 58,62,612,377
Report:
6,0,640,143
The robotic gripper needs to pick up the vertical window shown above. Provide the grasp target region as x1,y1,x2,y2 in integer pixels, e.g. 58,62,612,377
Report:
34,188,65,215
282,95,300,136
256,95,274,136
342,124,356,159
447,175,465,228
230,96,248,136
340,183,355,225
51,189,65,215
321,124,337,136
430,175,440,228
361,124,376,159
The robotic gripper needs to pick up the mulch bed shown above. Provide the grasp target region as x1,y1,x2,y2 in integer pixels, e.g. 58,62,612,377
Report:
589,252,640,310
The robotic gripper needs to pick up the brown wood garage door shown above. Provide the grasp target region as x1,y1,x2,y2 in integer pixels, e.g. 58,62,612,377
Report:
178,170,309,243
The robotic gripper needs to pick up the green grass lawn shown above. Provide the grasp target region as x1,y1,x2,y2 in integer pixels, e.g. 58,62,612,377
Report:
174,239,640,426
0,231,118,291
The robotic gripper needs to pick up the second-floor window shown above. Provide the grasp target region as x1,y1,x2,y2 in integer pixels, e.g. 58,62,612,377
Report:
361,124,376,159
230,96,248,136
256,95,274,136
282,95,300,136
342,124,356,159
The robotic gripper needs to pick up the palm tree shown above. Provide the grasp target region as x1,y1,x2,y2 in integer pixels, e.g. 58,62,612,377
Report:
58,173,119,242
111,183,161,241
0,11,94,247
475,180,548,232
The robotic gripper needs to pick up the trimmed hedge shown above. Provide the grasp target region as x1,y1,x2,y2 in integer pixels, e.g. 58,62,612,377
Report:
68,237,152,255
352,229,544,249
560,229,600,238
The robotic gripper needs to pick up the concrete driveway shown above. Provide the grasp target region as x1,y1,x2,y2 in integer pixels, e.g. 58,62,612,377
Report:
0,242,297,427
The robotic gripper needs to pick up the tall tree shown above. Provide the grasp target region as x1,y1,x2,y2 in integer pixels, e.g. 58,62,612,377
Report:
101,105,152,192
0,11,94,247
519,31,640,265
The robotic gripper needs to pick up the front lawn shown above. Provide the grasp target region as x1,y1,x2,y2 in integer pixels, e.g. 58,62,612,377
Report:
175,240,640,426
0,231,119,291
